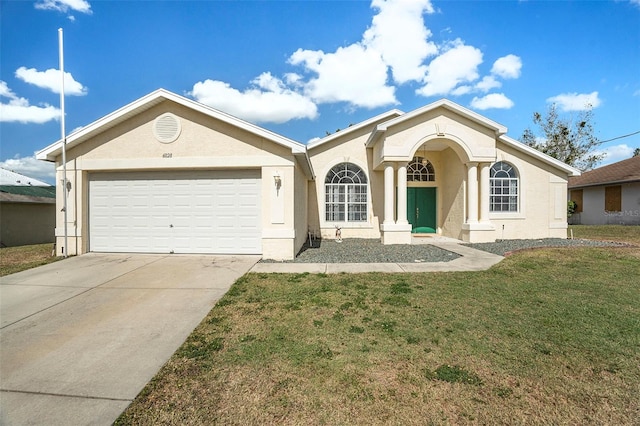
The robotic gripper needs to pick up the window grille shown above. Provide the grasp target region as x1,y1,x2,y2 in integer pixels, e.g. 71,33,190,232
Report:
490,161,519,212
325,163,368,222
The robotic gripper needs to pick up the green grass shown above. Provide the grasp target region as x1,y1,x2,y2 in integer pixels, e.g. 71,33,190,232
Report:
569,224,640,245
0,243,60,277
117,244,640,425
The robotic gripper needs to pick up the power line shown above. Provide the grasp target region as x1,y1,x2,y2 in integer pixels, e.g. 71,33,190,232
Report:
599,130,640,144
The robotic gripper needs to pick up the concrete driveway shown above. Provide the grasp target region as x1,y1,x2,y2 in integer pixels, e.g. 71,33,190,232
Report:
0,253,259,425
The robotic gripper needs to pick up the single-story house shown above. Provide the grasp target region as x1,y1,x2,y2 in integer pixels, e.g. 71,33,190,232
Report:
568,156,640,225
36,89,580,259
0,168,56,247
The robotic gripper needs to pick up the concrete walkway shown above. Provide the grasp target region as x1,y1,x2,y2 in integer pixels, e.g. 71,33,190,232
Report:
250,240,504,274
0,253,259,426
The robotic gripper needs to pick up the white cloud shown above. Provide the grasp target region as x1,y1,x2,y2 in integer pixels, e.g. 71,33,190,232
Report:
0,155,56,184
34,0,92,14
450,85,473,96
188,0,521,122
289,44,397,108
416,40,483,97
0,97,61,124
363,0,437,84
0,82,61,123
491,54,522,79
593,143,635,166
16,67,87,96
470,93,514,110
475,76,502,93
547,91,601,111
0,81,18,99
189,72,318,124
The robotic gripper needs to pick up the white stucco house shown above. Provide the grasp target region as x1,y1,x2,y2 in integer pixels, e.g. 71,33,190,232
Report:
36,89,580,259
568,156,640,225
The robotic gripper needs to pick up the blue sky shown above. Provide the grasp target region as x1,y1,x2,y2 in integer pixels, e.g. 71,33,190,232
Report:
1,0,639,184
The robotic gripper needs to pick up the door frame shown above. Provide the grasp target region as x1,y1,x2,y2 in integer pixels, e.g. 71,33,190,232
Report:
406,185,437,233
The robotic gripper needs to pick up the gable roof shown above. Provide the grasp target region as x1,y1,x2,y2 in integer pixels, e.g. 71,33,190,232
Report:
499,136,581,177
35,89,313,178
307,109,403,150
568,156,640,189
366,99,508,147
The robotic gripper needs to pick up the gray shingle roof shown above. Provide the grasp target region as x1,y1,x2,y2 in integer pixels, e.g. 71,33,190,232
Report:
568,156,640,189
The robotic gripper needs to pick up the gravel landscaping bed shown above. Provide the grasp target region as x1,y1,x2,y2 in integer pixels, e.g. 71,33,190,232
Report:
465,238,629,256
260,237,629,263
260,238,461,263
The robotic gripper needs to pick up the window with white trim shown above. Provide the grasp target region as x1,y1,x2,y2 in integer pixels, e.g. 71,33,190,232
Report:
490,161,519,212
325,163,368,222
407,157,435,182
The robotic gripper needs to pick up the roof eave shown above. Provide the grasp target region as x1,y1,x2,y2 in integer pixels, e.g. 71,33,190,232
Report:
308,109,404,150
499,135,581,177
36,88,308,162
569,178,640,189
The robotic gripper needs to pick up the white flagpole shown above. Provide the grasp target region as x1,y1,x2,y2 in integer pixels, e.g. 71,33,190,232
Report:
59,28,68,258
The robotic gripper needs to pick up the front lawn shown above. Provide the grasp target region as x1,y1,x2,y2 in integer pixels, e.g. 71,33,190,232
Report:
117,245,640,425
0,243,60,277
569,224,640,246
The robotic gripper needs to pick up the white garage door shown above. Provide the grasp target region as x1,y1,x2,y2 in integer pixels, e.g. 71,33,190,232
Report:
89,171,261,254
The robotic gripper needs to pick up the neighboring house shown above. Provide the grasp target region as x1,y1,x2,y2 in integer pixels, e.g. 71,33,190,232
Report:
0,168,56,247
36,89,580,259
568,156,640,225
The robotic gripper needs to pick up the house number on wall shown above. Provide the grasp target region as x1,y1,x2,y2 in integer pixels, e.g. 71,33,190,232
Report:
163,153,172,158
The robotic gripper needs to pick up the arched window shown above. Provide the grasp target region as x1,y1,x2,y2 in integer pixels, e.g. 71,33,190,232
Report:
325,163,368,222
407,157,435,182
490,161,519,212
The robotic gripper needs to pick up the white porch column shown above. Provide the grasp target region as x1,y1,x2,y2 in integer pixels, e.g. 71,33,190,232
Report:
396,162,409,225
466,162,479,224
479,162,491,223
383,162,395,225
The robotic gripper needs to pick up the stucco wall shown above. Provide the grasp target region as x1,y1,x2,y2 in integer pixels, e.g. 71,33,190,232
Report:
308,128,382,240
374,110,498,167
53,100,302,258
570,182,640,225
293,164,309,254
438,148,465,239
488,141,569,240
1,202,55,247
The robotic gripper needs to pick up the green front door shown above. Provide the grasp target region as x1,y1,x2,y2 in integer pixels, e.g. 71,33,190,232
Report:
407,187,436,233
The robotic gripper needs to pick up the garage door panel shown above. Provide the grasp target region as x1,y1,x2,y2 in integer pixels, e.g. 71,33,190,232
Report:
89,171,261,254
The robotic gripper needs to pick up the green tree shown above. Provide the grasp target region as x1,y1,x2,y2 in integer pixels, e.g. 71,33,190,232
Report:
633,147,640,157
520,103,603,171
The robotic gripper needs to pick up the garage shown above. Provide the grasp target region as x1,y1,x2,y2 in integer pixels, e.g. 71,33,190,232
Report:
89,170,261,254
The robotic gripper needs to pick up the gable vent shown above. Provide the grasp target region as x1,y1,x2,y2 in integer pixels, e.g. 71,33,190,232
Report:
153,113,181,143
